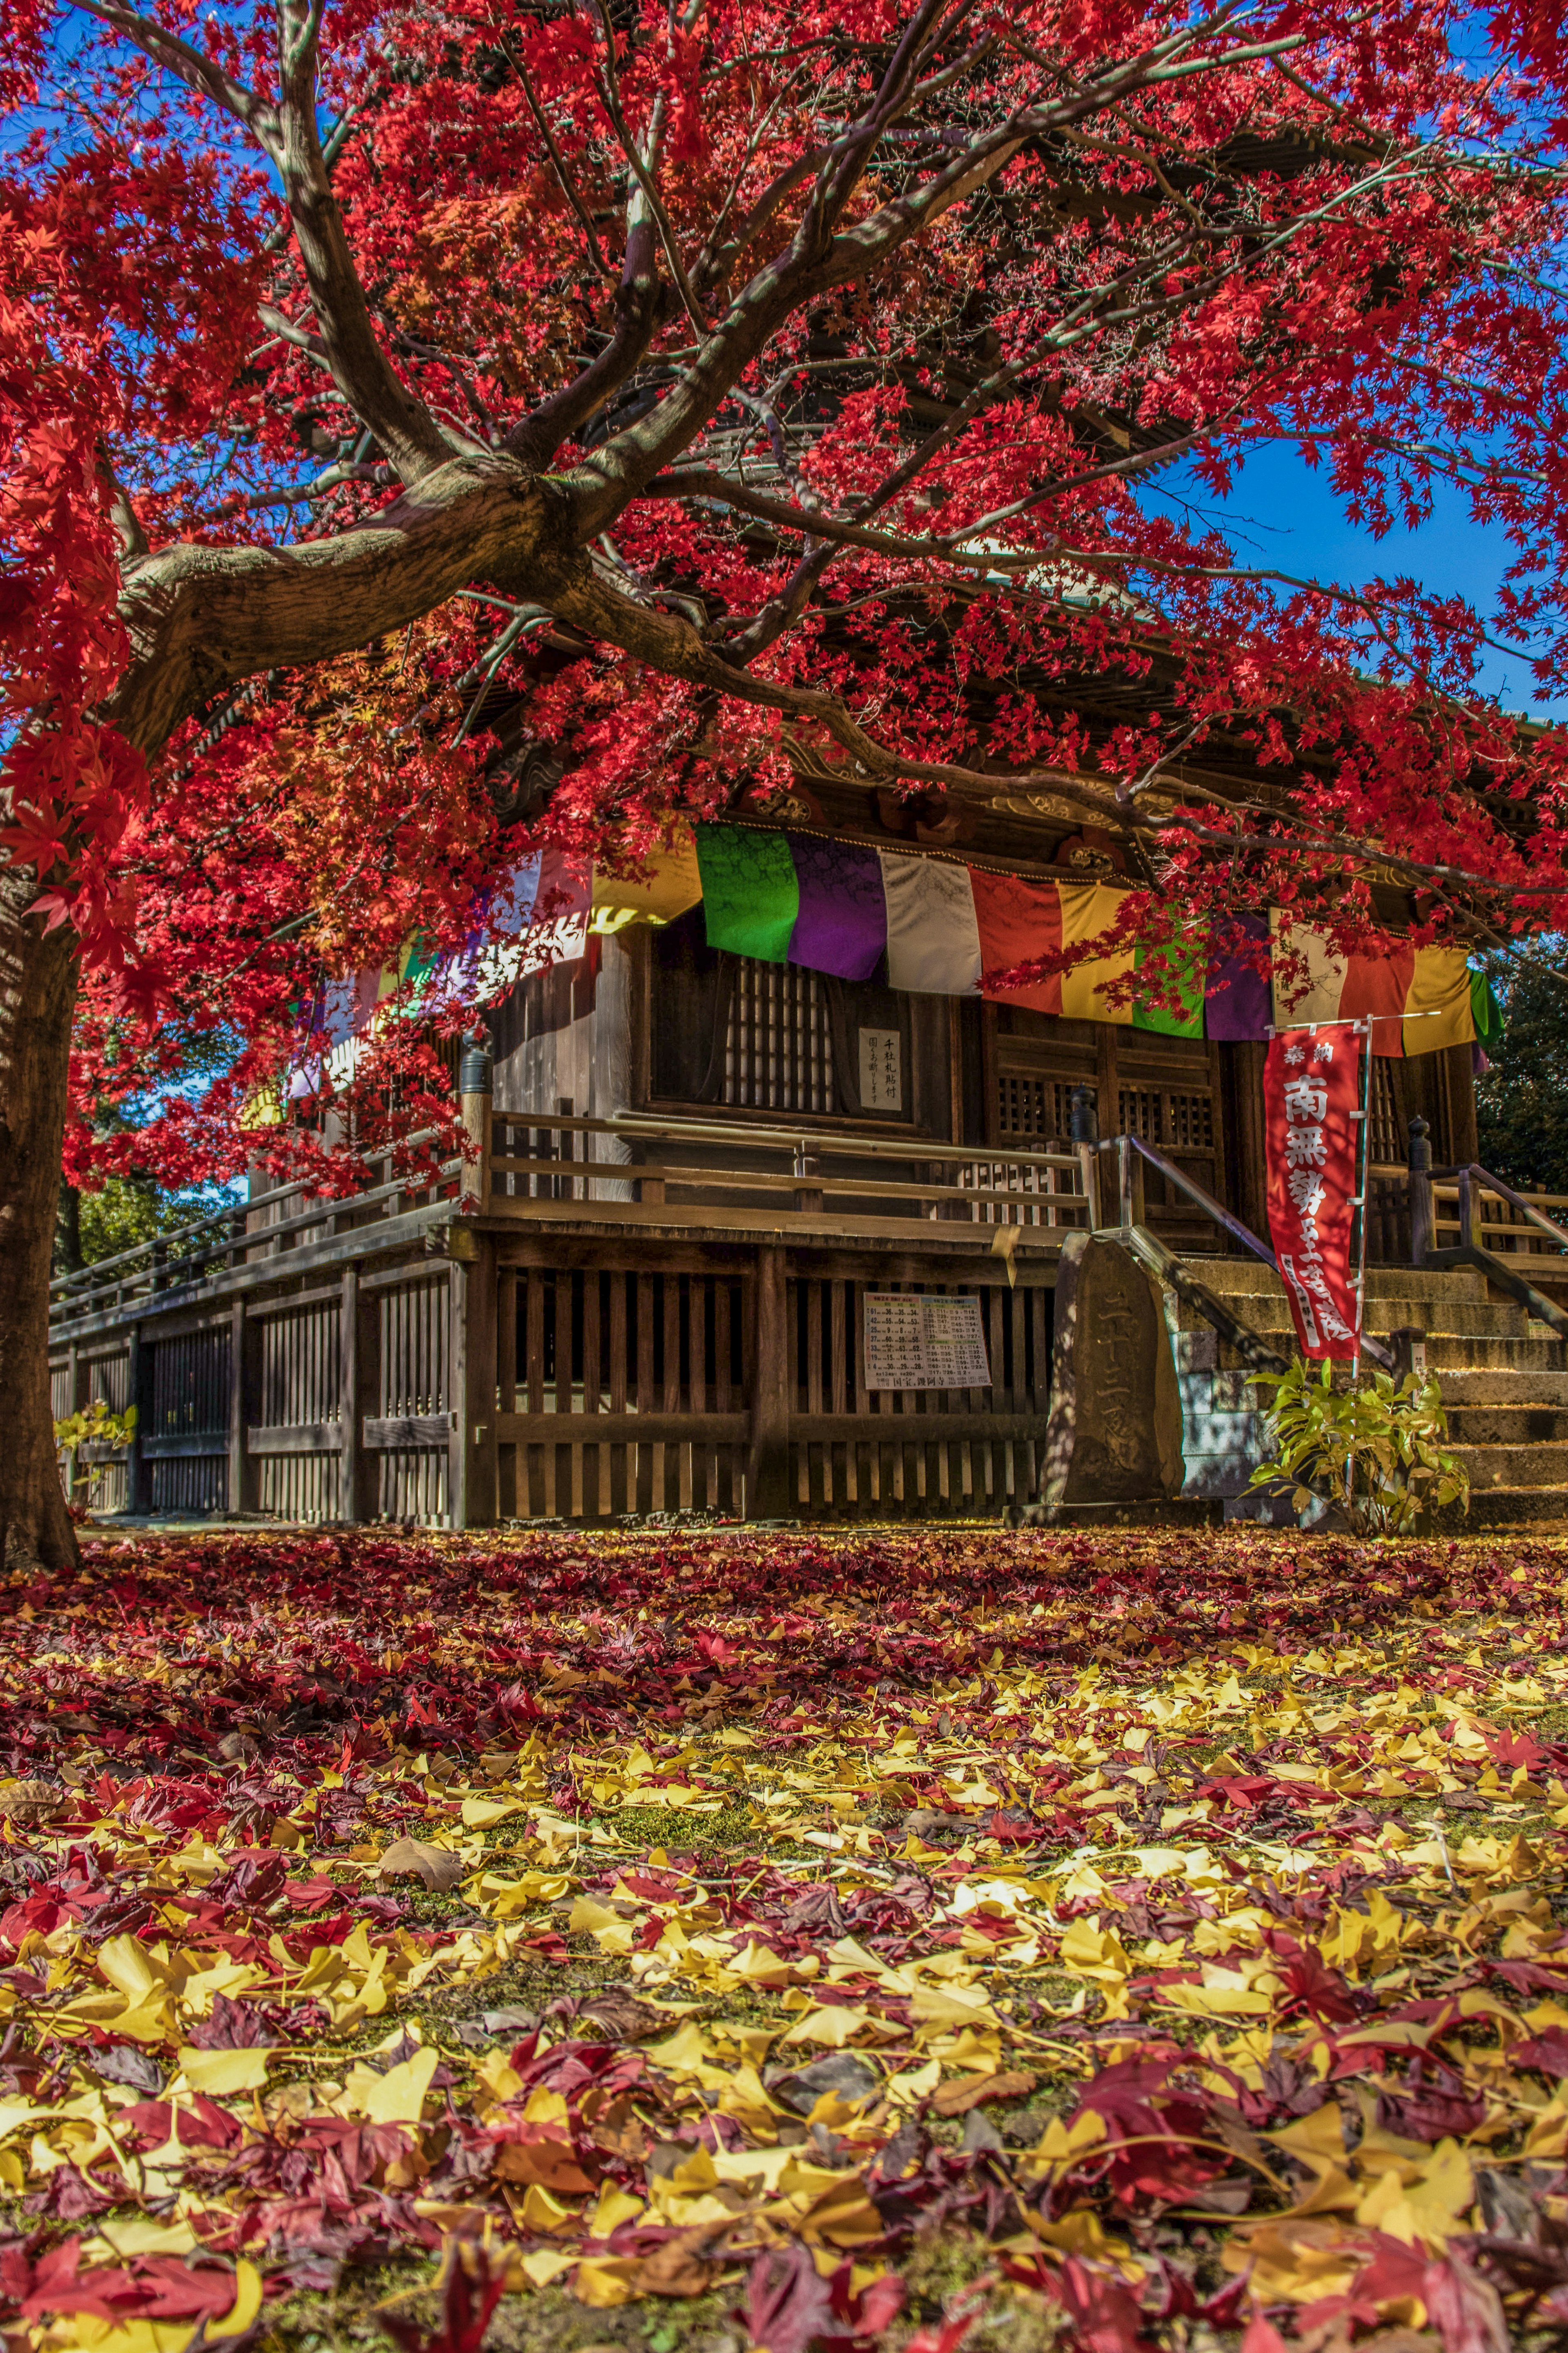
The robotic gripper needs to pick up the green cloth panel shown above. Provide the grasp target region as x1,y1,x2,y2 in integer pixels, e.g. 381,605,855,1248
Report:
1131,929,1206,1037
1470,966,1505,1050
695,823,799,961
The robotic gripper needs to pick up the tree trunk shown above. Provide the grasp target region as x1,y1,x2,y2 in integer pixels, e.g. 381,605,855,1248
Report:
0,868,80,1574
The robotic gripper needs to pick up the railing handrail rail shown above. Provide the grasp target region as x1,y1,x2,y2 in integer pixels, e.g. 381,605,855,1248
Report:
1123,1133,1278,1271
49,1126,449,1297
1446,1162,1568,1251
599,1109,1082,1173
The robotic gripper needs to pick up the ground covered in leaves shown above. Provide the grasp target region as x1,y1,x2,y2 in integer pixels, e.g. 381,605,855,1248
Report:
3,1527,1568,2353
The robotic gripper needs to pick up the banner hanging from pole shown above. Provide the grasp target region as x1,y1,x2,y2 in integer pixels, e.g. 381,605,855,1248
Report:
1264,1027,1364,1360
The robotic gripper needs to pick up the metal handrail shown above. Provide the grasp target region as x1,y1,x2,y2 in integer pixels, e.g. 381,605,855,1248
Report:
1115,1133,1396,1373
1121,1134,1278,1269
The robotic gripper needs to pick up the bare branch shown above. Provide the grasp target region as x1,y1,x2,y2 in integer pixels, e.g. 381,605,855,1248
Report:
589,3,708,335
75,0,280,152
500,31,613,283
265,10,460,484
96,442,147,563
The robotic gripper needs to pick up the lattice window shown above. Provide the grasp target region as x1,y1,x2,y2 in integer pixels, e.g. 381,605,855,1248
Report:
996,1073,1072,1138
1118,1086,1214,1151
1119,1086,1163,1144
1369,1058,1403,1166
1166,1089,1214,1151
723,961,835,1113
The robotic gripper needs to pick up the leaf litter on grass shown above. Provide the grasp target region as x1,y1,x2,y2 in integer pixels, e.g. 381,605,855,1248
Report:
0,1526,1567,2349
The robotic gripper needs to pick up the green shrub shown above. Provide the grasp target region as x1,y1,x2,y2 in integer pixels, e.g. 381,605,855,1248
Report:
1248,1359,1469,1534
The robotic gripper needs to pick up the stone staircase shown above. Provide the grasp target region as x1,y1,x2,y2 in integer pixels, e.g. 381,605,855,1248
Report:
1170,1261,1568,1527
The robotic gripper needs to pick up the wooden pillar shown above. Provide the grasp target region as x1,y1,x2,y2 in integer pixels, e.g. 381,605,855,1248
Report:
448,1236,499,1529
338,1265,375,1524
127,1324,152,1514
747,1245,792,1519
1227,1041,1270,1246
63,1342,82,1513
229,1300,260,1517
497,1267,518,1521
1443,1039,1479,1168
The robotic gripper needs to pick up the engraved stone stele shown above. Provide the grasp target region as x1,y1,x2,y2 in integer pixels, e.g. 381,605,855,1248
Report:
1038,1232,1183,1508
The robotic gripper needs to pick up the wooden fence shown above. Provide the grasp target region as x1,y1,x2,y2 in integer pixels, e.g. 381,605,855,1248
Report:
50,1108,1075,1528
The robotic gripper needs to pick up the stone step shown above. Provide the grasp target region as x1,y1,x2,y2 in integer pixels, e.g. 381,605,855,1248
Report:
1461,1485,1568,1528
1192,1260,1492,1302
1435,1368,1568,1406
1450,1441,1568,1489
1212,1332,1565,1375
1448,1404,1568,1445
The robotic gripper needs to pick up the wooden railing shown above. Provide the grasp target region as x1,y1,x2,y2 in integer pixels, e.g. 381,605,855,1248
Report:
49,1133,461,1328
479,1107,1096,1234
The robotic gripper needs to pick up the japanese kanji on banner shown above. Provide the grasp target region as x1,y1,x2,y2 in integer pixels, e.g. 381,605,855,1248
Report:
1264,1028,1364,1360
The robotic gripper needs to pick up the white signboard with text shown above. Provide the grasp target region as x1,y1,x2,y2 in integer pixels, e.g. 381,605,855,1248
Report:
863,1294,991,1392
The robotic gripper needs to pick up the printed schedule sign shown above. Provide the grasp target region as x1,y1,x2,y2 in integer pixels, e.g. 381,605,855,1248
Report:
864,1294,991,1392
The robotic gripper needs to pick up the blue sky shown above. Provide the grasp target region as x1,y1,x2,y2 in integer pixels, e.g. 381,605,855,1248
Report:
1149,442,1566,720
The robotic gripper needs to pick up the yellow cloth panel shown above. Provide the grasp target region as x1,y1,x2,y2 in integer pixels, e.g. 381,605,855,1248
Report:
1404,947,1474,1055
1059,883,1133,1024
591,826,702,932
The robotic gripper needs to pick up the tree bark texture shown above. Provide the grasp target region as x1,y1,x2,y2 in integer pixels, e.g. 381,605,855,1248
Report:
0,868,81,1573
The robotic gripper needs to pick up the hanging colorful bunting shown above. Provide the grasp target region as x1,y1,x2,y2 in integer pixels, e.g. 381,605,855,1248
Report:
1132,926,1206,1038
1264,1027,1365,1361
1269,917,1474,1057
1471,967,1504,1055
287,819,1503,1091
591,826,702,933
880,849,982,993
1204,912,1272,1041
1059,882,1134,1023
695,823,798,960
973,870,1064,1012
1402,947,1479,1055
787,834,887,980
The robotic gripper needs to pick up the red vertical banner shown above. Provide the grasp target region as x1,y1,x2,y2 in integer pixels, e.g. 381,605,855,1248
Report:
1264,1028,1364,1360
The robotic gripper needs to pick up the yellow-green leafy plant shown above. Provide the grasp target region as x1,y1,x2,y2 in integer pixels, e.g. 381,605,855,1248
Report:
54,1399,138,1508
1248,1361,1469,1534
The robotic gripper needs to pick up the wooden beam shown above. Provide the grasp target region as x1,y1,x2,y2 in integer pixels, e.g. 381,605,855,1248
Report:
364,1412,455,1450
492,1410,751,1444
246,1422,341,1456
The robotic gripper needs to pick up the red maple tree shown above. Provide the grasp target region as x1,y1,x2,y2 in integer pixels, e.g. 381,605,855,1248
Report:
6,0,1568,1568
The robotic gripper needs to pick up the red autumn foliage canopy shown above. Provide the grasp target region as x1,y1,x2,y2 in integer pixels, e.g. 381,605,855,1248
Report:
7,0,1568,1189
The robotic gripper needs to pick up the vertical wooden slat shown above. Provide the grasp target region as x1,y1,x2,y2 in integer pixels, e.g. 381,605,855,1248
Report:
229,1301,249,1518
497,1269,518,1521
555,1267,573,1521
714,1277,733,1513
746,1248,790,1518
686,1274,706,1511
635,1275,655,1514
526,1269,545,1517
663,1272,682,1511
609,1272,628,1518
462,1237,499,1529
447,1260,470,1530
805,1278,823,1513
830,1278,848,1510
582,1270,602,1522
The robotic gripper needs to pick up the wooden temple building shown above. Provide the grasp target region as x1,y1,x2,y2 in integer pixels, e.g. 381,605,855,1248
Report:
52,691,1568,1534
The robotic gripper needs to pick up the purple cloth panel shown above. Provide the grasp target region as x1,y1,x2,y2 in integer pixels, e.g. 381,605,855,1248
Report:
1205,911,1272,1040
786,834,888,980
